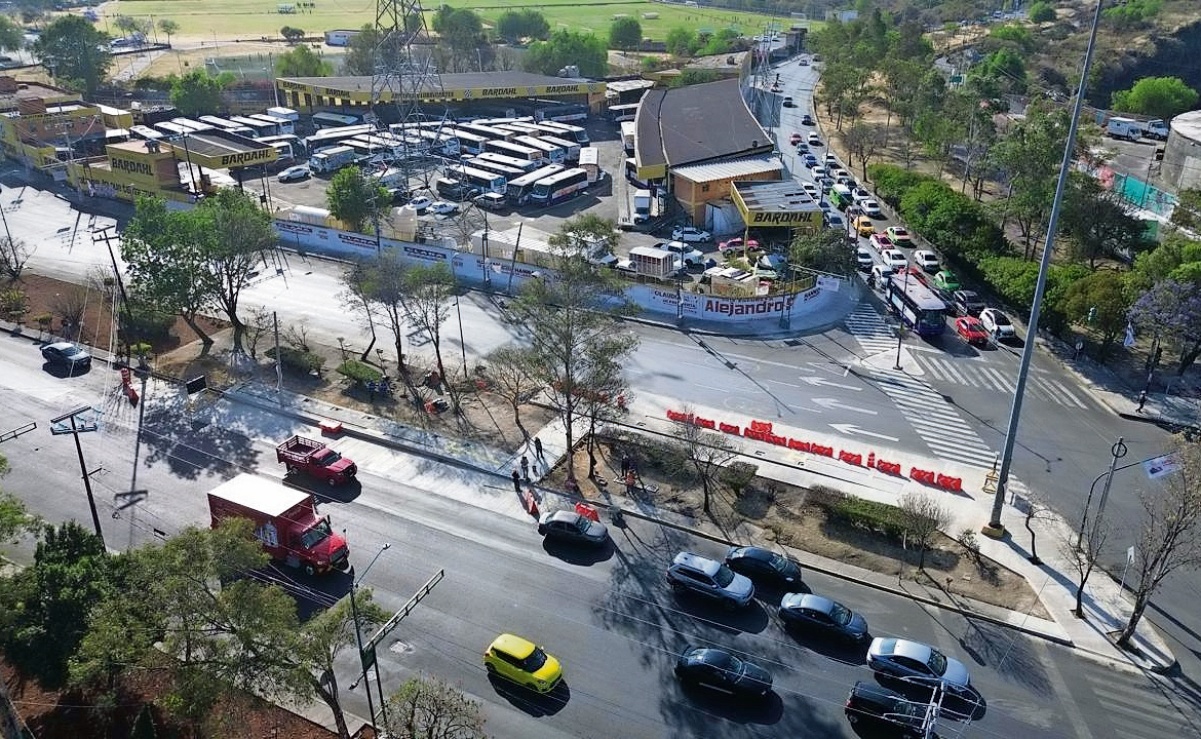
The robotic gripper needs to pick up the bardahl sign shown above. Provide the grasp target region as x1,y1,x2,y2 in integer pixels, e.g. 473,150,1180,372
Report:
746,210,819,226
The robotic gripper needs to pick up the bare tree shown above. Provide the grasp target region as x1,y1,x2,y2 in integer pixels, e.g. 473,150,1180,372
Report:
1116,442,1201,648
0,236,33,281
1061,516,1109,619
844,122,883,180
898,492,950,570
483,345,541,434
575,341,632,478
242,306,273,360
673,407,738,514
51,285,89,339
402,263,454,383
281,318,312,352
340,262,380,361
385,674,487,739
358,252,411,373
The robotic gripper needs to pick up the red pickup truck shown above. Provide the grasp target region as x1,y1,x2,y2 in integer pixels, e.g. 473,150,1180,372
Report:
276,435,357,485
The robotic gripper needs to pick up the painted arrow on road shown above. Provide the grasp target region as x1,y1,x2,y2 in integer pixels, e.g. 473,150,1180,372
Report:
813,398,877,415
828,423,899,442
799,376,861,391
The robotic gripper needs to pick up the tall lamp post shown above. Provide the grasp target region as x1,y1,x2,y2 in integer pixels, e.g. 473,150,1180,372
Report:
986,0,1106,536
348,540,391,733
50,407,105,546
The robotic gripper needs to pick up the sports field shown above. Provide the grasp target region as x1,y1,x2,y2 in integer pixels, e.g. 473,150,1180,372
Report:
104,0,794,43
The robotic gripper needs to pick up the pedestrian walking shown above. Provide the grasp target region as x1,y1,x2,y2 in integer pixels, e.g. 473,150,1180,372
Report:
520,455,530,481
620,454,631,475
533,436,544,461
1137,390,1148,413
511,468,522,493
625,469,637,495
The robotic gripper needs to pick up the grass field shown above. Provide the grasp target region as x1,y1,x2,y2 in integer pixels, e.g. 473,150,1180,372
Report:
104,0,793,44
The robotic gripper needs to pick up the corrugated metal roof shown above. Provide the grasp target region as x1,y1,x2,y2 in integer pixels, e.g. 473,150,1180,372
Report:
672,155,783,183
733,180,823,212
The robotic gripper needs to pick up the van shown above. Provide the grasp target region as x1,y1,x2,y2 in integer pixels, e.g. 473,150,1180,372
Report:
831,183,853,207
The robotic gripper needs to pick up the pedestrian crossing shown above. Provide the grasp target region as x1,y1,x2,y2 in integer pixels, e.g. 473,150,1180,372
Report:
914,354,1090,409
844,303,898,356
1078,665,1201,739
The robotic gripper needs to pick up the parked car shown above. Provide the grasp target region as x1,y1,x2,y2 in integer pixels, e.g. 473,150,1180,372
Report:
779,592,870,643
862,199,883,217
811,165,828,179
955,316,990,346
613,258,636,275
473,192,507,211
409,195,433,212
979,308,1017,341
801,114,815,126
671,226,712,243
869,233,894,253
844,681,928,738
881,249,908,270
40,341,92,371
718,237,761,253
655,240,706,266
483,634,563,693
932,270,961,291
666,552,754,609
537,510,609,546
951,290,985,316
675,647,772,698
277,165,311,182
913,250,941,273
867,637,971,695
856,247,874,271
885,226,914,246
724,546,802,590
430,201,459,216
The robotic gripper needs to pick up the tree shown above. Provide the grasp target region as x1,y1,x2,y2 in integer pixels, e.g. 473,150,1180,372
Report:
402,263,455,385
32,15,112,97
673,408,738,514
548,213,622,259
1063,270,1132,359
327,166,389,234
157,18,180,45
1128,279,1201,375
1060,173,1148,268
169,70,228,117
280,25,306,44
789,228,854,276
1111,76,1199,120
276,44,333,77
1061,514,1108,619
496,10,549,44
1116,440,1201,648
0,453,37,549
1028,1,1056,22
340,262,381,361
432,5,485,70
989,104,1068,256
524,30,607,78
357,252,413,373
844,122,884,180
665,27,696,57
0,236,32,280
341,25,382,76
483,345,541,433
0,15,24,51
575,338,631,478
898,492,950,570
608,18,642,52
113,15,147,40
385,675,487,739
1170,188,1201,232
200,189,278,353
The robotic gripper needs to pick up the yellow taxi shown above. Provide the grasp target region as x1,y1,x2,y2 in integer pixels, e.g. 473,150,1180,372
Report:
853,215,875,237
483,633,563,693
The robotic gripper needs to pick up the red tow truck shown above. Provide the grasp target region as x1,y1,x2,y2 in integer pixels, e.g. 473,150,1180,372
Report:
276,434,357,485
207,473,350,576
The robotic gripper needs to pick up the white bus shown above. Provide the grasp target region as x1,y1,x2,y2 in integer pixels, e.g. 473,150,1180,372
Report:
255,133,307,157
305,124,376,151
485,138,543,164
505,164,564,205
531,134,579,162
578,146,600,182
130,125,164,142
607,103,640,123
171,117,215,133
312,111,361,129
514,136,566,164
465,158,525,180
459,122,518,142
230,115,278,137
199,115,255,136
451,164,507,195
251,113,295,135
528,167,589,206
494,122,543,137
447,127,489,155
152,121,191,140
472,151,540,174
537,121,590,145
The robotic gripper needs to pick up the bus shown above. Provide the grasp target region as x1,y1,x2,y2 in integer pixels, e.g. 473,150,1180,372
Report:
171,117,215,133
447,127,488,155
152,121,191,140
886,275,947,336
305,124,376,151
472,151,540,174
493,122,543,137
199,115,255,136
458,122,518,142
451,164,507,195
536,120,590,145
514,136,566,164
345,138,394,159
130,125,164,143
251,113,294,135
607,103,640,123
230,115,279,137
464,158,525,180
531,134,579,162
255,133,308,157
528,167,589,206
483,139,543,163
533,102,589,123
312,111,361,129
505,164,564,205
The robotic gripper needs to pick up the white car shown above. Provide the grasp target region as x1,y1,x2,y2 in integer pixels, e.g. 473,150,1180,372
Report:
613,258,637,274
277,165,310,183
800,182,819,198
870,264,895,287
430,200,459,216
823,153,838,166
852,187,873,203
655,240,705,266
812,165,828,179
807,132,822,146
862,199,883,217
979,308,1017,340
913,250,941,273
856,247,874,271
671,226,711,243
832,168,851,181
409,195,433,212
881,249,908,270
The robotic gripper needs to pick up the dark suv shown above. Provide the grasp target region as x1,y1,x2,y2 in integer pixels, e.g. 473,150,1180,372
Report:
666,552,754,610
844,681,929,738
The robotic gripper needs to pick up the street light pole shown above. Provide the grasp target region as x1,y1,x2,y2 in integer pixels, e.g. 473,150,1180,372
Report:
1076,438,1126,547
987,0,1106,534
50,407,105,547
348,539,391,733
894,267,909,370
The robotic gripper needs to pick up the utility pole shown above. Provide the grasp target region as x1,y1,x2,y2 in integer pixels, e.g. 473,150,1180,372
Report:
50,407,105,547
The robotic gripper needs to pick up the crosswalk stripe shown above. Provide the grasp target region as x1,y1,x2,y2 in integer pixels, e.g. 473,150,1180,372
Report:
1045,378,1087,408
981,366,1016,393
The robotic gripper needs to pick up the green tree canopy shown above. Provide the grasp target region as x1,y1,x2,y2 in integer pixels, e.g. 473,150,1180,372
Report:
524,29,607,78
1063,269,1133,357
788,228,854,276
0,15,24,51
340,25,381,76
1111,76,1199,120
169,70,230,117
32,15,112,97
157,18,180,44
327,167,389,234
1028,1,1056,22
276,44,333,77
496,9,549,43
665,26,696,56
1060,172,1149,268
608,17,642,51
280,25,306,43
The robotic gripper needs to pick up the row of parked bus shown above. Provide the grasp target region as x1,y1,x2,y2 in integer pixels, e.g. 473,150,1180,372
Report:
435,161,592,208
129,107,309,165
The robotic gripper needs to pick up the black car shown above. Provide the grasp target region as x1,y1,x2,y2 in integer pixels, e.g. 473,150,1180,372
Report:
675,647,772,698
778,592,870,643
844,681,929,738
41,342,92,372
801,114,815,126
951,290,985,317
537,510,608,546
724,546,802,589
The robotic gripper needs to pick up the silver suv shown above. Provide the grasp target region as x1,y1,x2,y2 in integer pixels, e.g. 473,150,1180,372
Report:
666,552,755,609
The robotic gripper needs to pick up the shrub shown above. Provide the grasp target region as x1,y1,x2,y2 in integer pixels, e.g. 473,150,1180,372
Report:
825,492,906,539
0,287,26,321
867,164,927,207
719,461,758,497
120,305,175,341
267,346,325,375
335,359,383,384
